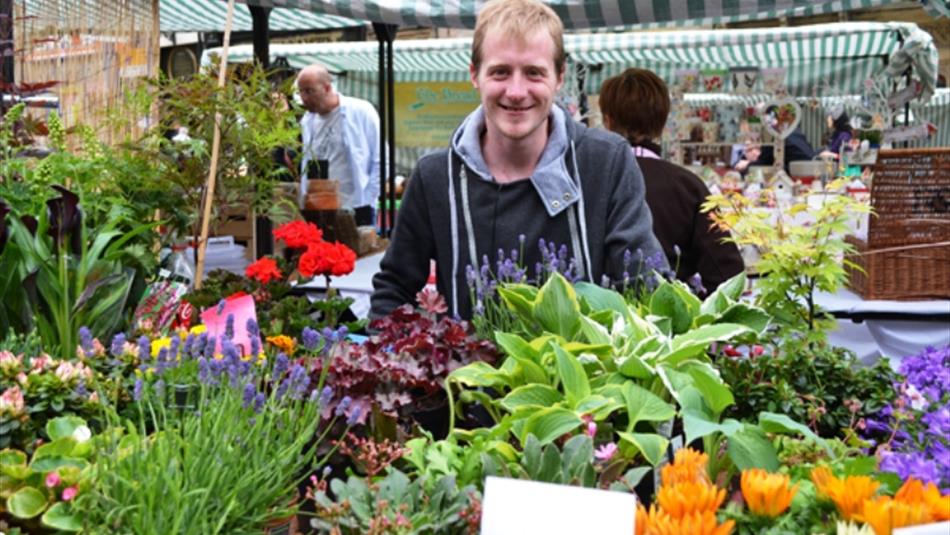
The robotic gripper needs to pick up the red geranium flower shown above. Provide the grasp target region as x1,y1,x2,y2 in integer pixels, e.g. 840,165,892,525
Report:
245,256,282,284
273,220,323,249
297,241,356,278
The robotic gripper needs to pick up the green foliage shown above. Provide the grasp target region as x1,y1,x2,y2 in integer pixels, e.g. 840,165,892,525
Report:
0,416,95,532
703,180,871,341
310,469,480,535
1,193,155,360
718,341,900,439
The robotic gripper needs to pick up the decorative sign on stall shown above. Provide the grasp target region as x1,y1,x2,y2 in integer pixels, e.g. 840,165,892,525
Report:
394,81,479,148
480,476,637,535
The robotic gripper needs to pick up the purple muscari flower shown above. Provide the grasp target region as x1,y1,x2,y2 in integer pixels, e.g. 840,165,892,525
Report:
155,347,169,375
250,335,261,359
197,357,213,385
78,326,94,357
600,274,611,288
74,380,88,398
318,386,333,406
335,396,352,416
203,336,217,359
224,313,235,340
271,352,289,382
110,332,127,357
216,298,226,315
623,249,633,269
168,336,181,363
301,327,322,352
688,273,707,296
133,378,144,401
346,405,363,426
253,392,266,413
673,244,682,259
192,332,208,358
465,265,476,288
242,382,256,409
154,379,165,396
138,336,151,362
246,318,259,338
182,334,194,359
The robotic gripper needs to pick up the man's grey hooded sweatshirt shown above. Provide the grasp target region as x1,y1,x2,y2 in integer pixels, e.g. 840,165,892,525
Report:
370,105,665,320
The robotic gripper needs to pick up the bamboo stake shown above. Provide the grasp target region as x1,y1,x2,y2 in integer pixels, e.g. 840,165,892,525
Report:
194,0,236,289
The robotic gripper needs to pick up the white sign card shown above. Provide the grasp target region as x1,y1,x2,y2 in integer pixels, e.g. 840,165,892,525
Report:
894,521,950,535
480,476,637,535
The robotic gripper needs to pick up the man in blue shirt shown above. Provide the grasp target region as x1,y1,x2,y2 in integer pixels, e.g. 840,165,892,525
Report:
297,64,381,226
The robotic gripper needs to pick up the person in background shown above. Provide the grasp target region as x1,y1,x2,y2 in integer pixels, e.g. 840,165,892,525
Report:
599,67,744,293
296,63,380,226
370,0,665,320
819,104,853,159
735,128,815,175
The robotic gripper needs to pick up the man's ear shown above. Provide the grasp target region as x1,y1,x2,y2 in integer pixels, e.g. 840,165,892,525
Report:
469,63,480,90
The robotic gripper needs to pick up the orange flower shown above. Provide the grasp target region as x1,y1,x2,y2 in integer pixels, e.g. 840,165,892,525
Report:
894,478,950,522
636,503,664,535
245,256,282,284
810,467,879,521
858,496,933,535
657,481,726,518
660,448,710,487
266,335,296,355
645,510,734,535
741,469,798,518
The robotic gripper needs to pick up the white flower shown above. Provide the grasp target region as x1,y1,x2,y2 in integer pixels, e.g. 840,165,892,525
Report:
71,425,92,443
837,521,874,535
904,384,929,411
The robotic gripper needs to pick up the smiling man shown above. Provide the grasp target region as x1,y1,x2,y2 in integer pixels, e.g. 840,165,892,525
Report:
370,0,665,319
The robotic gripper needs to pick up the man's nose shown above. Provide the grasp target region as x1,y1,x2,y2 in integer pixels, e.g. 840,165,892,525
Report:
504,74,528,100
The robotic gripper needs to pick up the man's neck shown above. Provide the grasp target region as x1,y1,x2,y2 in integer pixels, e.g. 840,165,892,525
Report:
481,120,549,184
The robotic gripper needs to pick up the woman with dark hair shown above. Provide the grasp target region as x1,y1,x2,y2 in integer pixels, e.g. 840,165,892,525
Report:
819,104,853,159
599,68,744,293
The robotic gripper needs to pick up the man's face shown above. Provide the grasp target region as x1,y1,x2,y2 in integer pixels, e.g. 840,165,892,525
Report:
470,29,564,146
298,72,333,115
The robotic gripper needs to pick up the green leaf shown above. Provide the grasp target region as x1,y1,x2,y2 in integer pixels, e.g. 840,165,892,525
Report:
682,361,735,417
8,486,47,519
519,408,582,446
617,432,669,466
498,285,537,324
552,343,590,406
45,416,86,442
579,316,611,345
0,449,27,467
495,332,549,385
575,282,629,318
622,383,676,429
534,272,580,339
448,362,509,388
727,425,779,472
500,385,563,412
618,352,655,379
29,456,88,474
649,282,691,335
682,410,742,444
32,437,77,460
41,502,82,532
717,303,771,334
664,323,752,365
538,443,562,482
758,412,833,458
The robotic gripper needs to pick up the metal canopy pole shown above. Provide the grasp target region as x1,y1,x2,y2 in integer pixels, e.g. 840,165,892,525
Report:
373,22,398,237
1,0,13,104
249,6,271,69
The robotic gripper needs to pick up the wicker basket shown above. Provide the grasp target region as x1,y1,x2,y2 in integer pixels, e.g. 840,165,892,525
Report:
845,236,950,300
845,148,950,300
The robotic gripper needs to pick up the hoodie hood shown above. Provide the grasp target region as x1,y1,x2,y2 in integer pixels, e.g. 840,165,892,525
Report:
450,105,580,217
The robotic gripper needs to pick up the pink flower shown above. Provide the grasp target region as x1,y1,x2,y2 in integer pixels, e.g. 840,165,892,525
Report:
45,471,61,488
31,354,52,371
61,486,78,501
594,442,618,462
0,385,25,417
0,350,21,373
587,421,597,438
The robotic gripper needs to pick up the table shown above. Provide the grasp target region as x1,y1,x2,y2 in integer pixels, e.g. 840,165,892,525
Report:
815,289,950,366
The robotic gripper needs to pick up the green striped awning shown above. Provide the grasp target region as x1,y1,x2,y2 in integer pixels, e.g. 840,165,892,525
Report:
202,22,935,98
160,0,364,33
236,0,947,29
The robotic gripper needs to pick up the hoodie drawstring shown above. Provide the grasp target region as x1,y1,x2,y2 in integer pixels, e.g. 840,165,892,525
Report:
447,152,461,318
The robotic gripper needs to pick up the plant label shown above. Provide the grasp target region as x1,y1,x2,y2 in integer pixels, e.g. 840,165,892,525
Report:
480,476,636,535
200,292,262,358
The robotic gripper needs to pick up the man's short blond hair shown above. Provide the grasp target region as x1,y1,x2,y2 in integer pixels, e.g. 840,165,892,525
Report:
471,0,565,74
